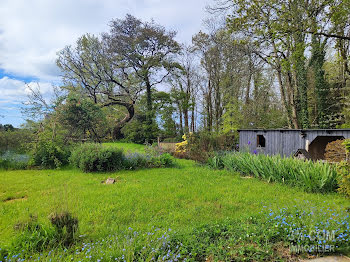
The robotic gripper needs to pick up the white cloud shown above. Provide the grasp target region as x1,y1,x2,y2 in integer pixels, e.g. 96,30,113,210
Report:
0,77,52,101
0,0,210,81
0,0,212,126
0,77,30,99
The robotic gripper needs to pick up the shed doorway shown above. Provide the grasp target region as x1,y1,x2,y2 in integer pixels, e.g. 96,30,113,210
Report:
308,136,344,160
257,135,266,148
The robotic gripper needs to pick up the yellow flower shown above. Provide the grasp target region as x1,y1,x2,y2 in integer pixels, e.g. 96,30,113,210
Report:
175,140,188,153
176,133,190,153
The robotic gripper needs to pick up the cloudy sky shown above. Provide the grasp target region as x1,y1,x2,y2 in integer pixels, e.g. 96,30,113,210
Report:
0,0,211,127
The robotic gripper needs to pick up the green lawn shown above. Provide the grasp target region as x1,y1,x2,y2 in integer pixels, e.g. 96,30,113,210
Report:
0,143,349,260
103,142,146,153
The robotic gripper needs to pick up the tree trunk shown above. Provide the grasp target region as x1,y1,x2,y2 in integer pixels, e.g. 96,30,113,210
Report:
179,107,184,134
276,68,292,128
145,78,155,143
146,80,153,115
184,108,189,133
207,80,213,132
245,57,253,105
183,75,191,133
191,99,195,132
215,81,221,132
112,103,135,140
272,40,293,128
287,70,300,129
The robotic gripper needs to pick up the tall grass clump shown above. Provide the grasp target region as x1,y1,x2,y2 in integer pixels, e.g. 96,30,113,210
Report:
1,212,79,261
214,152,338,193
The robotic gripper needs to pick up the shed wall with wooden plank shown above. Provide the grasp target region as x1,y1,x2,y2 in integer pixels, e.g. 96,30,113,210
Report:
238,129,350,159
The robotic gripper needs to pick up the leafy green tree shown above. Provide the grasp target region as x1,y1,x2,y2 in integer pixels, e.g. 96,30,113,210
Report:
29,118,71,169
223,0,350,129
58,93,108,142
121,108,158,144
0,128,33,154
309,36,331,128
57,34,138,139
122,91,178,143
102,14,181,142
3,124,14,131
153,91,177,138
221,101,242,134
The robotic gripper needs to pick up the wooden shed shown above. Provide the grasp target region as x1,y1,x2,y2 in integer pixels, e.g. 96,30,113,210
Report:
238,129,350,160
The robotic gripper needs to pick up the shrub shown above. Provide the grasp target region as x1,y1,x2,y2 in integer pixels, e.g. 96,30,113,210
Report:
212,152,338,193
175,134,188,154
70,143,125,172
337,162,350,197
335,139,350,197
144,144,163,156
150,153,175,168
175,132,238,162
0,158,12,170
124,152,149,170
70,143,175,172
30,140,71,169
124,152,175,169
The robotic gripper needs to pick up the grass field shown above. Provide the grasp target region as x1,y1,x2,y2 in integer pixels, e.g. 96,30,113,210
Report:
1,143,350,260
103,142,146,153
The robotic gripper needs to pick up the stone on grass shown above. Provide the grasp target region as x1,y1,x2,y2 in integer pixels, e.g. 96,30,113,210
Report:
105,178,116,184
